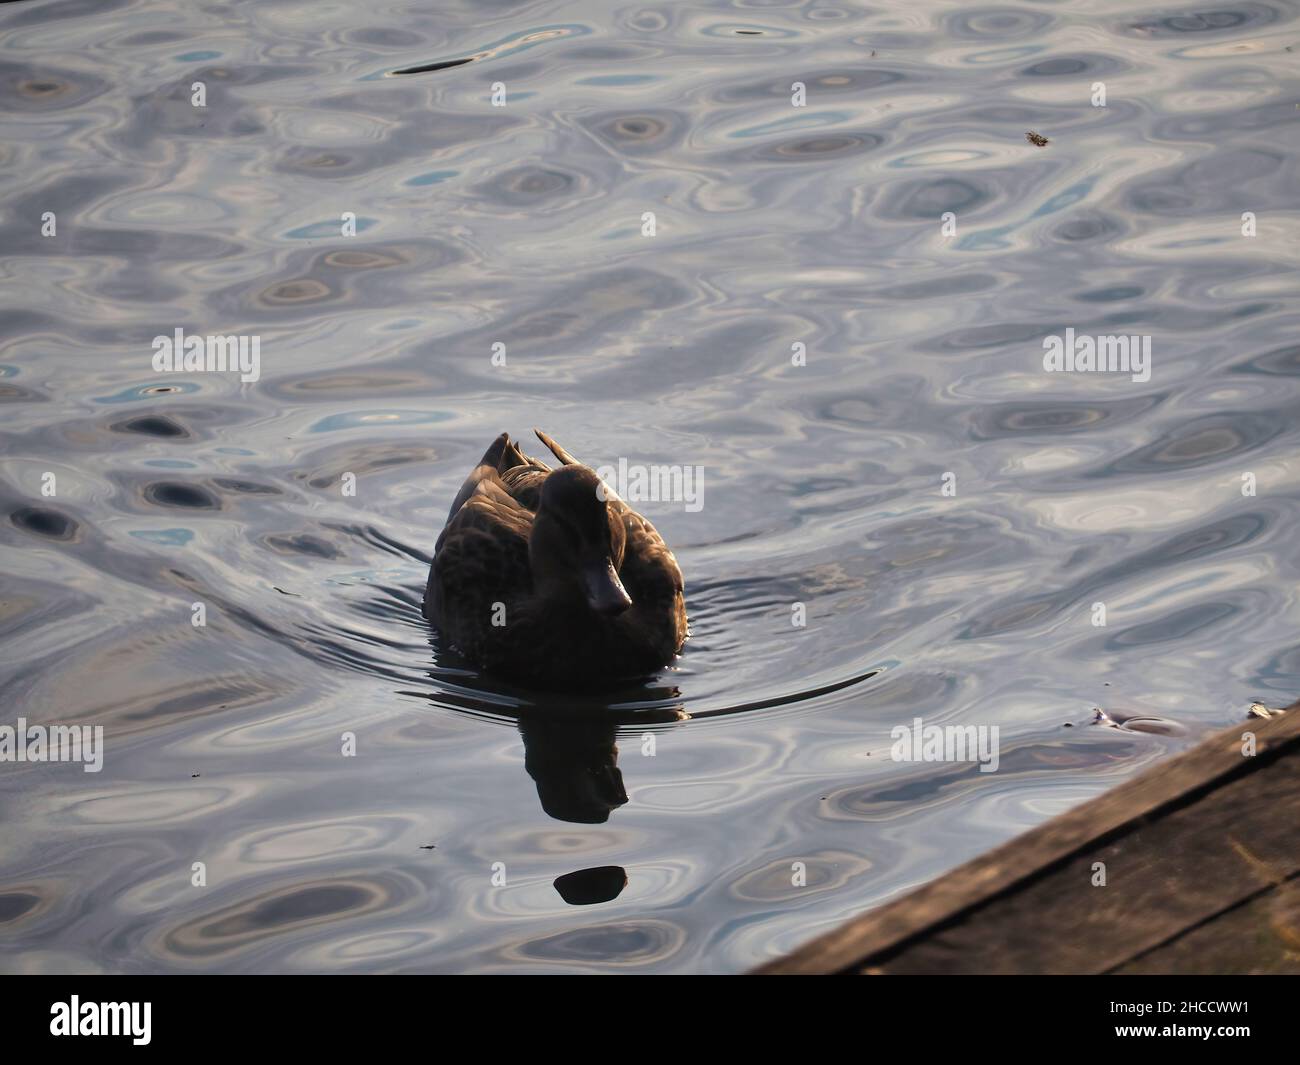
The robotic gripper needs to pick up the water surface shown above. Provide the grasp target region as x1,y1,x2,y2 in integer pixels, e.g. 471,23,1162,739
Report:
1,0,1299,973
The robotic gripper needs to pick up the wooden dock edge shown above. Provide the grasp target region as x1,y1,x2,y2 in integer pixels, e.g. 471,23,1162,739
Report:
755,702,1300,975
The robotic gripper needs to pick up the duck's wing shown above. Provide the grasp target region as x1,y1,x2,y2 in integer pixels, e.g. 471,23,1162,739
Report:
617,508,684,605
425,485,533,627
498,433,553,512
611,505,688,661
443,432,549,527
443,433,508,527
426,434,537,624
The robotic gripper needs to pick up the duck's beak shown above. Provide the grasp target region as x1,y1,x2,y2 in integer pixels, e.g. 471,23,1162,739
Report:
584,557,632,616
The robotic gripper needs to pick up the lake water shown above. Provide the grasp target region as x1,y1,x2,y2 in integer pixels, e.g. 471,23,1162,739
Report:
1,0,1298,973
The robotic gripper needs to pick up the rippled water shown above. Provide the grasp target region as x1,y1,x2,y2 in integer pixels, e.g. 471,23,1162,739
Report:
2,0,1298,973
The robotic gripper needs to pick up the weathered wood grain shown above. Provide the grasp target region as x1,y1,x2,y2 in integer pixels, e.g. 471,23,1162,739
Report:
1114,875,1300,975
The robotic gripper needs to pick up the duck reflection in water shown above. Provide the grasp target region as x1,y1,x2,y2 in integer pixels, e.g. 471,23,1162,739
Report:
516,693,686,824
520,713,627,824
417,643,688,904
417,637,686,823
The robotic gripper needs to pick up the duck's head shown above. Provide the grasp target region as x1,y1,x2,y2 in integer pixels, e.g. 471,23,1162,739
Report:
530,466,631,617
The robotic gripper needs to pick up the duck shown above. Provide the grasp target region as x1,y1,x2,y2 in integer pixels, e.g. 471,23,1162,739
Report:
423,430,687,688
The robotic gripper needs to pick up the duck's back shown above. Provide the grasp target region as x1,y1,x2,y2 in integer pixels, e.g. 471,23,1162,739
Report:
422,434,545,641
424,431,687,687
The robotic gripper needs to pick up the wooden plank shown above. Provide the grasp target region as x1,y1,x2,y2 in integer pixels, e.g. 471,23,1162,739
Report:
860,746,1300,973
757,704,1300,975
1114,876,1300,975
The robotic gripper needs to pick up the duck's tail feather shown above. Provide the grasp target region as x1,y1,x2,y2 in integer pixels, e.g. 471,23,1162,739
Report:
478,432,512,471
534,428,581,466
500,435,532,471
535,428,626,506
477,431,540,473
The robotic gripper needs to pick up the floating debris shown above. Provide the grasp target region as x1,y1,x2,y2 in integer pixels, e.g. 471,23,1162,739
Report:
1091,708,1187,736
389,27,582,77
1026,130,1050,147
1247,702,1287,720
391,56,475,76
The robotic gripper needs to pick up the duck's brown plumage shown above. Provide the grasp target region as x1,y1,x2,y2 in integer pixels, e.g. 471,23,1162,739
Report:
423,430,687,688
